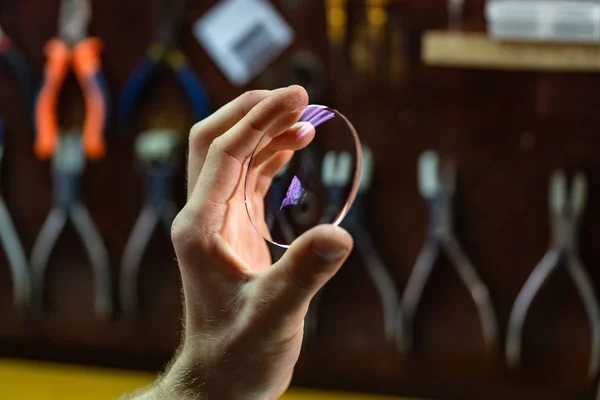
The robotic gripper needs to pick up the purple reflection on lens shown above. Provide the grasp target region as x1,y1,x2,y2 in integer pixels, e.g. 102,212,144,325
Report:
309,110,335,129
280,175,305,210
301,106,323,122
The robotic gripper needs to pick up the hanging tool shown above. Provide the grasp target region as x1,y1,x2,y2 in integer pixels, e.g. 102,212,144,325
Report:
366,0,388,75
325,0,348,77
34,0,109,161
118,0,211,128
0,120,30,311
305,150,351,337
506,170,600,379
306,148,398,342
120,130,181,317
0,23,34,113
30,132,112,319
397,150,499,353
342,147,399,343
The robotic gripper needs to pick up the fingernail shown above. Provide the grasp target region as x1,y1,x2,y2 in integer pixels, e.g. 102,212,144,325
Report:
312,240,349,261
296,122,314,139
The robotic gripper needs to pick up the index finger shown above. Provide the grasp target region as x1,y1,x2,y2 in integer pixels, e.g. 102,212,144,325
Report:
189,85,308,213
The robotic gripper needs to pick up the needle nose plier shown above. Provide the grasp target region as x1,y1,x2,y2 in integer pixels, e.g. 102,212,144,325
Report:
118,0,211,127
506,170,600,379
120,130,180,317
34,0,109,161
396,150,499,353
0,23,34,112
30,132,112,319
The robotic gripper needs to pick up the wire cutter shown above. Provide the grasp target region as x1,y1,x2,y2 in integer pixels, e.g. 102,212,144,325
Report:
0,120,30,311
396,150,499,353
30,132,112,319
34,0,109,161
0,23,34,113
120,130,181,317
118,0,211,127
506,170,600,379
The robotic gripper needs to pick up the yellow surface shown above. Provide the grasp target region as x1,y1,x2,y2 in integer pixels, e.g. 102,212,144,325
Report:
0,358,414,400
423,30,600,72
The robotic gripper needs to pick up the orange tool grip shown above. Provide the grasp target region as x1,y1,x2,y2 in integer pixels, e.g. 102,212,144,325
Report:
34,39,70,160
73,38,107,160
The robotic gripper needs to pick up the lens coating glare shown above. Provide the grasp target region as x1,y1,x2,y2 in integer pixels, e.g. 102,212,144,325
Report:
244,105,362,248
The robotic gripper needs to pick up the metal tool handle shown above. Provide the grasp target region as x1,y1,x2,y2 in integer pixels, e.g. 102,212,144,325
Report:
350,224,399,344
71,203,112,320
0,198,30,310
305,287,325,339
397,239,439,352
506,250,560,369
120,205,160,317
30,208,69,314
444,235,499,352
567,254,600,379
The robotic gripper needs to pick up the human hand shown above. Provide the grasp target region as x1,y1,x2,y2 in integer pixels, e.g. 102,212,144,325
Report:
134,86,353,400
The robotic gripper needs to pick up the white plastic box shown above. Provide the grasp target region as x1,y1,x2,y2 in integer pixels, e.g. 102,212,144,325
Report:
486,0,600,44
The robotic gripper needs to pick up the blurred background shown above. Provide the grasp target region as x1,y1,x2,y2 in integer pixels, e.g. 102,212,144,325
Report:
2,0,600,398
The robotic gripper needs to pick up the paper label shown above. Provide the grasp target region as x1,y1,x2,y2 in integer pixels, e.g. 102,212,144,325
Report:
193,0,294,86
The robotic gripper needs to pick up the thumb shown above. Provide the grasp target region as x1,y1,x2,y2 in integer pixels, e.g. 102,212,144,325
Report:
257,224,353,319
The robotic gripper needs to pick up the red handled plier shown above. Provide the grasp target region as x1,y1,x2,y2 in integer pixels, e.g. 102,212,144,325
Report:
35,0,109,161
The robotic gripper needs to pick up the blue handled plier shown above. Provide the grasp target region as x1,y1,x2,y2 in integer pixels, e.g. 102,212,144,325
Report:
120,130,181,317
118,0,211,127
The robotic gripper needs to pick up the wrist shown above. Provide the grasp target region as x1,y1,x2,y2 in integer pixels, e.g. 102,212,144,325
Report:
158,352,208,400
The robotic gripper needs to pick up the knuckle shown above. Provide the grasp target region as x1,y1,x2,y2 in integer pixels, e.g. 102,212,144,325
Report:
189,121,209,151
210,135,245,164
170,211,195,253
171,206,223,259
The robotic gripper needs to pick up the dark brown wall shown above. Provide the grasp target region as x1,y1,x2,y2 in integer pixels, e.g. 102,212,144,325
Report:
1,1,600,399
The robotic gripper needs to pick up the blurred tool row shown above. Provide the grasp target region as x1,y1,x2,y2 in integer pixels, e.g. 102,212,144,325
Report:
0,0,206,317
291,145,600,383
0,122,182,320
1,0,211,150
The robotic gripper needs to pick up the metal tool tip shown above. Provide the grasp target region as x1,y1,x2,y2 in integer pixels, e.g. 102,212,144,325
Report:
359,145,373,192
550,170,567,214
572,171,588,216
418,150,439,198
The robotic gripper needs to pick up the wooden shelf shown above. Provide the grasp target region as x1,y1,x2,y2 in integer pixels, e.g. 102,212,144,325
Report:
422,30,600,72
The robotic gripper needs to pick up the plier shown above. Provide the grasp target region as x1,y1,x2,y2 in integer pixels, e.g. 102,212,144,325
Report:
34,0,109,161
0,120,30,311
506,170,600,379
118,0,211,127
30,132,112,319
0,23,34,113
120,130,180,317
396,150,499,353
310,147,399,342
306,146,398,343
